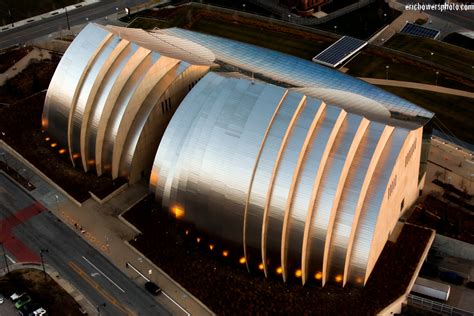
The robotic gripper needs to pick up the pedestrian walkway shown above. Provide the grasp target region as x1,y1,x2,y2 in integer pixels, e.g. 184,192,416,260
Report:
359,77,474,98
0,47,51,86
0,141,214,316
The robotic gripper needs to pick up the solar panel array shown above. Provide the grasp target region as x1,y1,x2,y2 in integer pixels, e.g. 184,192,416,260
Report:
312,36,367,68
400,23,440,39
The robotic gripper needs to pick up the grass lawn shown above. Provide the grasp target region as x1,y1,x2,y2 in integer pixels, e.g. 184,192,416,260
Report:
189,17,329,60
128,6,336,60
127,16,170,29
125,5,192,29
379,86,474,145
346,51,474,92
318,0,401,40
127,4,473,145
443,32,474,51
385,33,474,77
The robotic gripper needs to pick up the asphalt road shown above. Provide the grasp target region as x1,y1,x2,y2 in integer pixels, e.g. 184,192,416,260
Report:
0,173,170,316
0,0,151,50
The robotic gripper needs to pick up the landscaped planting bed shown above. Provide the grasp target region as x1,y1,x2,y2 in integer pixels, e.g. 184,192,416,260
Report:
125,195,433,315
408,194,474,244
0,55,125,202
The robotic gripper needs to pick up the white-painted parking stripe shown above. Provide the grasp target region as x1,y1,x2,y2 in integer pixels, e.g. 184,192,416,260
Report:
82,256,125,293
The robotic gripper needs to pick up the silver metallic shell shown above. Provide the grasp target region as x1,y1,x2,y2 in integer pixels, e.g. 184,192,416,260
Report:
44,24,426,287
42,24,209,181
151,72,422,286
102,24,433,128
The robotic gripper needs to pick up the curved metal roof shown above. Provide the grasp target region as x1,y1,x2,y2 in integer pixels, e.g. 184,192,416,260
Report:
43,23,209,181
43,24,426,287
150,71,420,286
102,24,433,128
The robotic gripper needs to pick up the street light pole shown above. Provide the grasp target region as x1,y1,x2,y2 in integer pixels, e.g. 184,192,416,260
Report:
8,9,14,27
435,71,439,85
54,195,59,213
1,242,10,273
19,168,29,185
385,65,390,80
39,249,48,279
97,302,106,315
64,7,71,31
0,152,8,170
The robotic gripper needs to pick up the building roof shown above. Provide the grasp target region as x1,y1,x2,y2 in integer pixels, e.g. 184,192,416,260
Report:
102,24,434,128
43,23,429,287
150,70,419,286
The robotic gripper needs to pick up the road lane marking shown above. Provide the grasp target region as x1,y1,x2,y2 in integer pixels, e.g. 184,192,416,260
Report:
82,256,125,293
126,262,190,316
162,291,191,316
6,254,16,263
68,261,131,315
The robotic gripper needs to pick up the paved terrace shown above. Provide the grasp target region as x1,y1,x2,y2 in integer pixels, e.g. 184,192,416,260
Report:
423,136,474,197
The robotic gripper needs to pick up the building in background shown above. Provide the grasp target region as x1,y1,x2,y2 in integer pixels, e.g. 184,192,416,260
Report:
280,0,329,14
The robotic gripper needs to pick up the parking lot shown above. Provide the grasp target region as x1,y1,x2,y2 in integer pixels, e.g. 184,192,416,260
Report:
0,296,20,316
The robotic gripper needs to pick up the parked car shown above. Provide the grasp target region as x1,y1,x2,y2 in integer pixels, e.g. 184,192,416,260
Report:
145,281,162,295
21,301,40,315
10,293,26,301
439,271,464,285
15,295,31,309
420,262,439,278
32,307,47,316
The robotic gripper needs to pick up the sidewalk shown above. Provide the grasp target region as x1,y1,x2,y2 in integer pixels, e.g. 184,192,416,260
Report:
0,141,214,316
0,47,52,86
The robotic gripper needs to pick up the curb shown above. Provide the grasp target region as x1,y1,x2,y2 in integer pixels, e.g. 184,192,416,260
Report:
0,140,83,207
1,263,95,315
89,181,129,205
123,240,215,316
117,192,151,236
378,225,436,315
